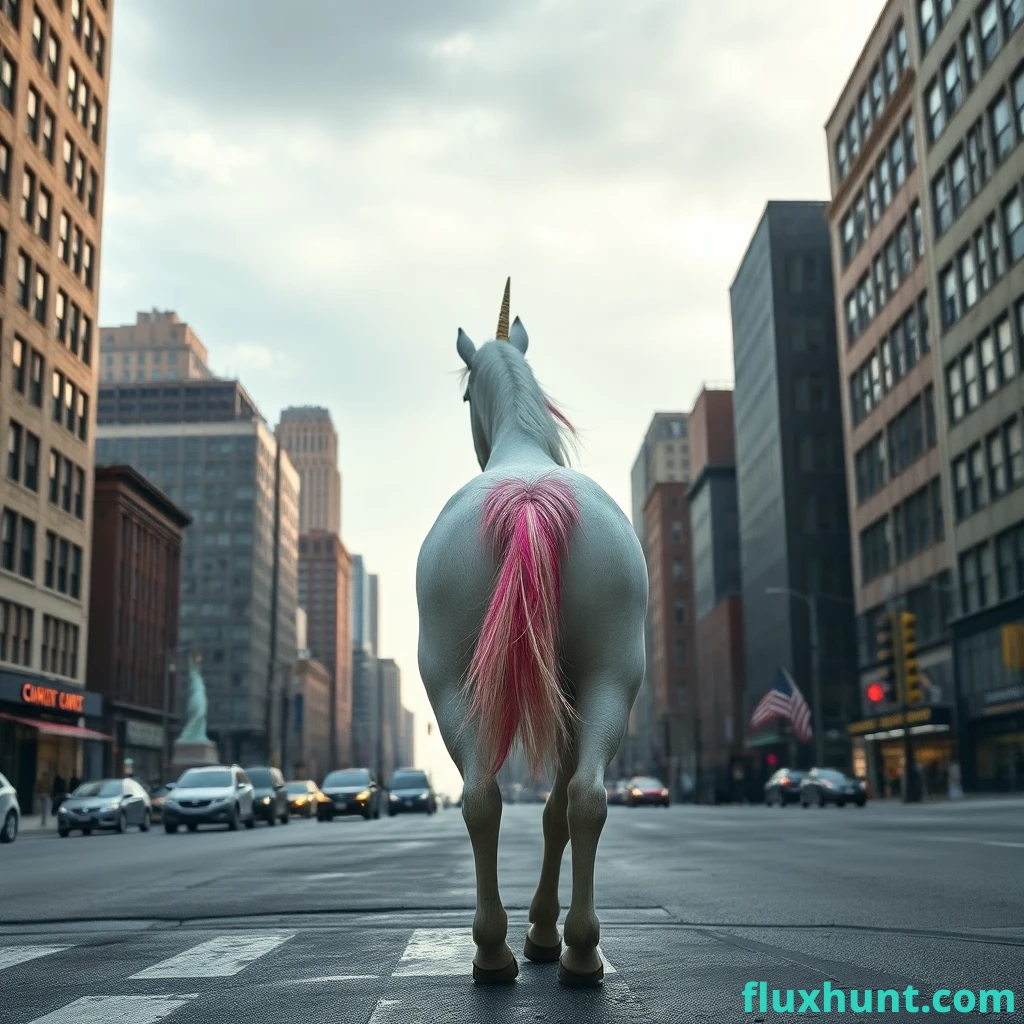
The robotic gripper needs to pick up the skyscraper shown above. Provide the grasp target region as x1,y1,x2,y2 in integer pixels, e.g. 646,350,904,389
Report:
98,310,213,384
350,554,380,768
276,407,341,535
730,201,858,774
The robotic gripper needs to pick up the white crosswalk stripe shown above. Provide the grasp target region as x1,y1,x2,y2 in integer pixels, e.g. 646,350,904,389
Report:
0,946,72,972
25,994,198,1024
130,933,294,979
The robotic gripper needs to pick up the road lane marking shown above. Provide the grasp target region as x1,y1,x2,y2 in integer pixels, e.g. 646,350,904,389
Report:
303,871,372,880
392,928,615,976
130,933,294,979
929,836,1024,848
983,840,1024,848
26,994,198,1024
0,945,71,972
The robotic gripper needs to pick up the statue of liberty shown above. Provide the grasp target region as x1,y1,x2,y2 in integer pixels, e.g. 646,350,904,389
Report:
178,655,209,744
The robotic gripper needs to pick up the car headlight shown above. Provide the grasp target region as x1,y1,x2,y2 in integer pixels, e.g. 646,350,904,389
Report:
631,788,643,797
103,802,120,812
294,796,307,805
417,793,429,800
58,806,68,815
260,796,271,805
389,793,398,801
355,790,370,801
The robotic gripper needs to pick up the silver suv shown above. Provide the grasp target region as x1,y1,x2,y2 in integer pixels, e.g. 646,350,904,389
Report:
0,772,19,843
163,765,256,833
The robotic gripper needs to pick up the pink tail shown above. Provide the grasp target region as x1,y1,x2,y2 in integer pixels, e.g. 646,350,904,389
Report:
463,475,581,781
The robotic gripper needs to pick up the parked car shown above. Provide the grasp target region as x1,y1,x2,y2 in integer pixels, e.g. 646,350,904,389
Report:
57,778,152,836
286,779,324,818
764,768,807,806
388,769,436,815
163,765,256,832
318,768,383,820
245,767,289,826
0,772,20,844
607,779,631,806
799,768,867,808
625,776,670,807
148,783,174,824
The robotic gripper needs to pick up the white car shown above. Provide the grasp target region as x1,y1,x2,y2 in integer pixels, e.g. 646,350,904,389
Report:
162,765,256,833
0,772,20,843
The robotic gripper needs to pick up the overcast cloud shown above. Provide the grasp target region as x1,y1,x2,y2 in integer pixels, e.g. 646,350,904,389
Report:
100,1,884,793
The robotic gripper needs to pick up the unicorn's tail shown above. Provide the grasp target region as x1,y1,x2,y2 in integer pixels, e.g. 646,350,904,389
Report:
463,474,581,781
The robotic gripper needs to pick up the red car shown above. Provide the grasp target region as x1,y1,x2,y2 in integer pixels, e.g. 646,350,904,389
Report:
626,776,670,807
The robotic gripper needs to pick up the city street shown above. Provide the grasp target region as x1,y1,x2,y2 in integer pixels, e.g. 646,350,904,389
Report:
1,800,1022,1023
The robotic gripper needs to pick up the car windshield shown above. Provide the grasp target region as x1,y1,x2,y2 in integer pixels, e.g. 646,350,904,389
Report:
178,769,232,788
391,771,429,789
631,777,663,788
324,769,370,787
246,769,274,788
816,769,847,781
287,782,312,794
73,780,123,798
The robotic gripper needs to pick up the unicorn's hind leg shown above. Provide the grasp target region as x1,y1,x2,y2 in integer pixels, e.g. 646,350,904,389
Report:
559,671,639,987
525,748,575,962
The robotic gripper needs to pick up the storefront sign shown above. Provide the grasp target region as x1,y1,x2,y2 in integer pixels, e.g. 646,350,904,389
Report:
0,672,102,719
125,720,165,749
1002,624,1024,669
847,706,944,736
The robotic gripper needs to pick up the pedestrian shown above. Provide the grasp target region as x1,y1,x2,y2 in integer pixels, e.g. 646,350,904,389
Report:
36,771,51,827
69,774,81,794
51,772,67,816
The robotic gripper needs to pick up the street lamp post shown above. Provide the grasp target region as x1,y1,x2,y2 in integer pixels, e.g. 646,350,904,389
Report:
765,587,824,766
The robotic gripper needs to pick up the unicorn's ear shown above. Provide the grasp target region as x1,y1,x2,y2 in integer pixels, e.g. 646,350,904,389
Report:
457,328,476,367
509,317,528,355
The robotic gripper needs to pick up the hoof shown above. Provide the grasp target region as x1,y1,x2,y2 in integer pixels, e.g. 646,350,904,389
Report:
524,935,562,963
558,958,604,987
472,957,519,984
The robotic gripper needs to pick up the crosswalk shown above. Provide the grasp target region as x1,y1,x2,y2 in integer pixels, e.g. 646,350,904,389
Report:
0,929,627,1023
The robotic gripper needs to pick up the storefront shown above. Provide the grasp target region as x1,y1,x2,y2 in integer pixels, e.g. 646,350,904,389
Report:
110,716,166,787
848,706,954,799
962,686,1024,792
0,670,109,812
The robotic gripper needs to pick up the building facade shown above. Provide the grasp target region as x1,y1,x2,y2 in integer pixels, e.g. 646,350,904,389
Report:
399,706,415,769
276,406,342,535
913,0,1024,790
378,657,400,782
98,309,213,385
730,201,859,776
643,481,696,799
95,379,299,767
625,412,689,777
687,387,749,802
825,1,958,797
289,657,331,785
297,530,352,770
0,0,114,805
87,465,190,785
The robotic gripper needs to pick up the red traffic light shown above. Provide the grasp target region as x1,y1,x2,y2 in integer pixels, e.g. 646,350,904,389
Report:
766,753,778,767
866,682,886,703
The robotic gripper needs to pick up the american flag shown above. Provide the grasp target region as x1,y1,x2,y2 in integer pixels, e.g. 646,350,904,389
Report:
749,668,813,743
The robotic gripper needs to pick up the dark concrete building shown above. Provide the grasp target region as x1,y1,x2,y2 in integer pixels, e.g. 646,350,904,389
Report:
643,481,696,798
289,657,331,785
730,201,859,775
687,387,748,802
86,466,191,784
298,531,352,770
95,379,299,767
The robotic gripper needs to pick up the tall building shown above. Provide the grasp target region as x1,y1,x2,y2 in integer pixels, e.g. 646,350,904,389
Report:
289,656,331,784
625,413,689,776
0,0,114,802
730,201,858,776
378,657,401,782
912,0,1024,791
98,310,213,384
87,465,191,784
399,706,415,768
297,530,352,769
95,378,299,766
687,387,748,803
350,554,380,768
825,1,957,798
350,555,377,655
643,481,696,798
276,406,341,535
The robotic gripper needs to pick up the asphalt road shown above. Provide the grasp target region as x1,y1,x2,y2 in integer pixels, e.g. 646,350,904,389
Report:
1,798,1023,1023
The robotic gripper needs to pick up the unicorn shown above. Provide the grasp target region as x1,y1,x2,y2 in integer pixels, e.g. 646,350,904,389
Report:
416,280,648,987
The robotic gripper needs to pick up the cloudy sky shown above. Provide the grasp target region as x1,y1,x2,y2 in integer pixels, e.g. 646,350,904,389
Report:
100,1,883,794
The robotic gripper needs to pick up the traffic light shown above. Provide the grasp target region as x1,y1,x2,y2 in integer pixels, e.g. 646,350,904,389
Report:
866,681,887,704
876,611,894,688
900,612,924,706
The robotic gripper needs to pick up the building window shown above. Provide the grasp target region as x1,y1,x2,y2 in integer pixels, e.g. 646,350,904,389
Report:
919,0,937,51
0,598,33,667
1005,0,1024,35
969,442,988,510
18,516,35,579
879,154,892,208
989,429,1008,498
0,48,15,112
933,172,952,235
990,92,1013,162
1004,191,1023,263
980,0,1000,65
33,267,47,323
999,315,1017,382
927,79,945,141
26,84,39,142
1007,418,1024,487
943,53,962,116
948,360,964,422
16,251,29,308
963,26,980,88
6,420,22,484
46,32,58,83
963,349,980,412
959,247,978,309
905,113,917,169
950,149,969,215
980,329,998,396
20,168,34,223
940,264,959,326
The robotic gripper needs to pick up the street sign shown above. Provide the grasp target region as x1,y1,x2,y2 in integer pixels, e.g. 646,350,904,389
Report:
1002,624,1024,670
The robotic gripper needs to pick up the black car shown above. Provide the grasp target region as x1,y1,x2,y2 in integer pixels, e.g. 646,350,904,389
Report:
764,768,807,806
799,768,867,808
387,769,436,816
625,776,670,807
245,767,289,825
318,768,382,821
57,778,152,836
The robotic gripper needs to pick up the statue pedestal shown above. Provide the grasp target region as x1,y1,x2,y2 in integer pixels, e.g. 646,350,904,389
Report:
171,740,220,776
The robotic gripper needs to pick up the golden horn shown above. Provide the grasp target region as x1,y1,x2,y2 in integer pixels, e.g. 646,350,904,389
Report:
496,277,510,340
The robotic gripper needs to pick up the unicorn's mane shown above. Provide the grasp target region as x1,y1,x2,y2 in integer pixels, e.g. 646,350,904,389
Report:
460,343,577,466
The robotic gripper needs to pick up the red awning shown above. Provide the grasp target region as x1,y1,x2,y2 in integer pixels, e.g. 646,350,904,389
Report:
0,711,112,742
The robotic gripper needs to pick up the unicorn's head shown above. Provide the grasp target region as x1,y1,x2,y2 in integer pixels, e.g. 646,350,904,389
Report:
456,279,575,471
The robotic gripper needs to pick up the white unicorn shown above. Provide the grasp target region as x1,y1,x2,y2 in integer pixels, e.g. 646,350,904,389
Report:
416,280,648,987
